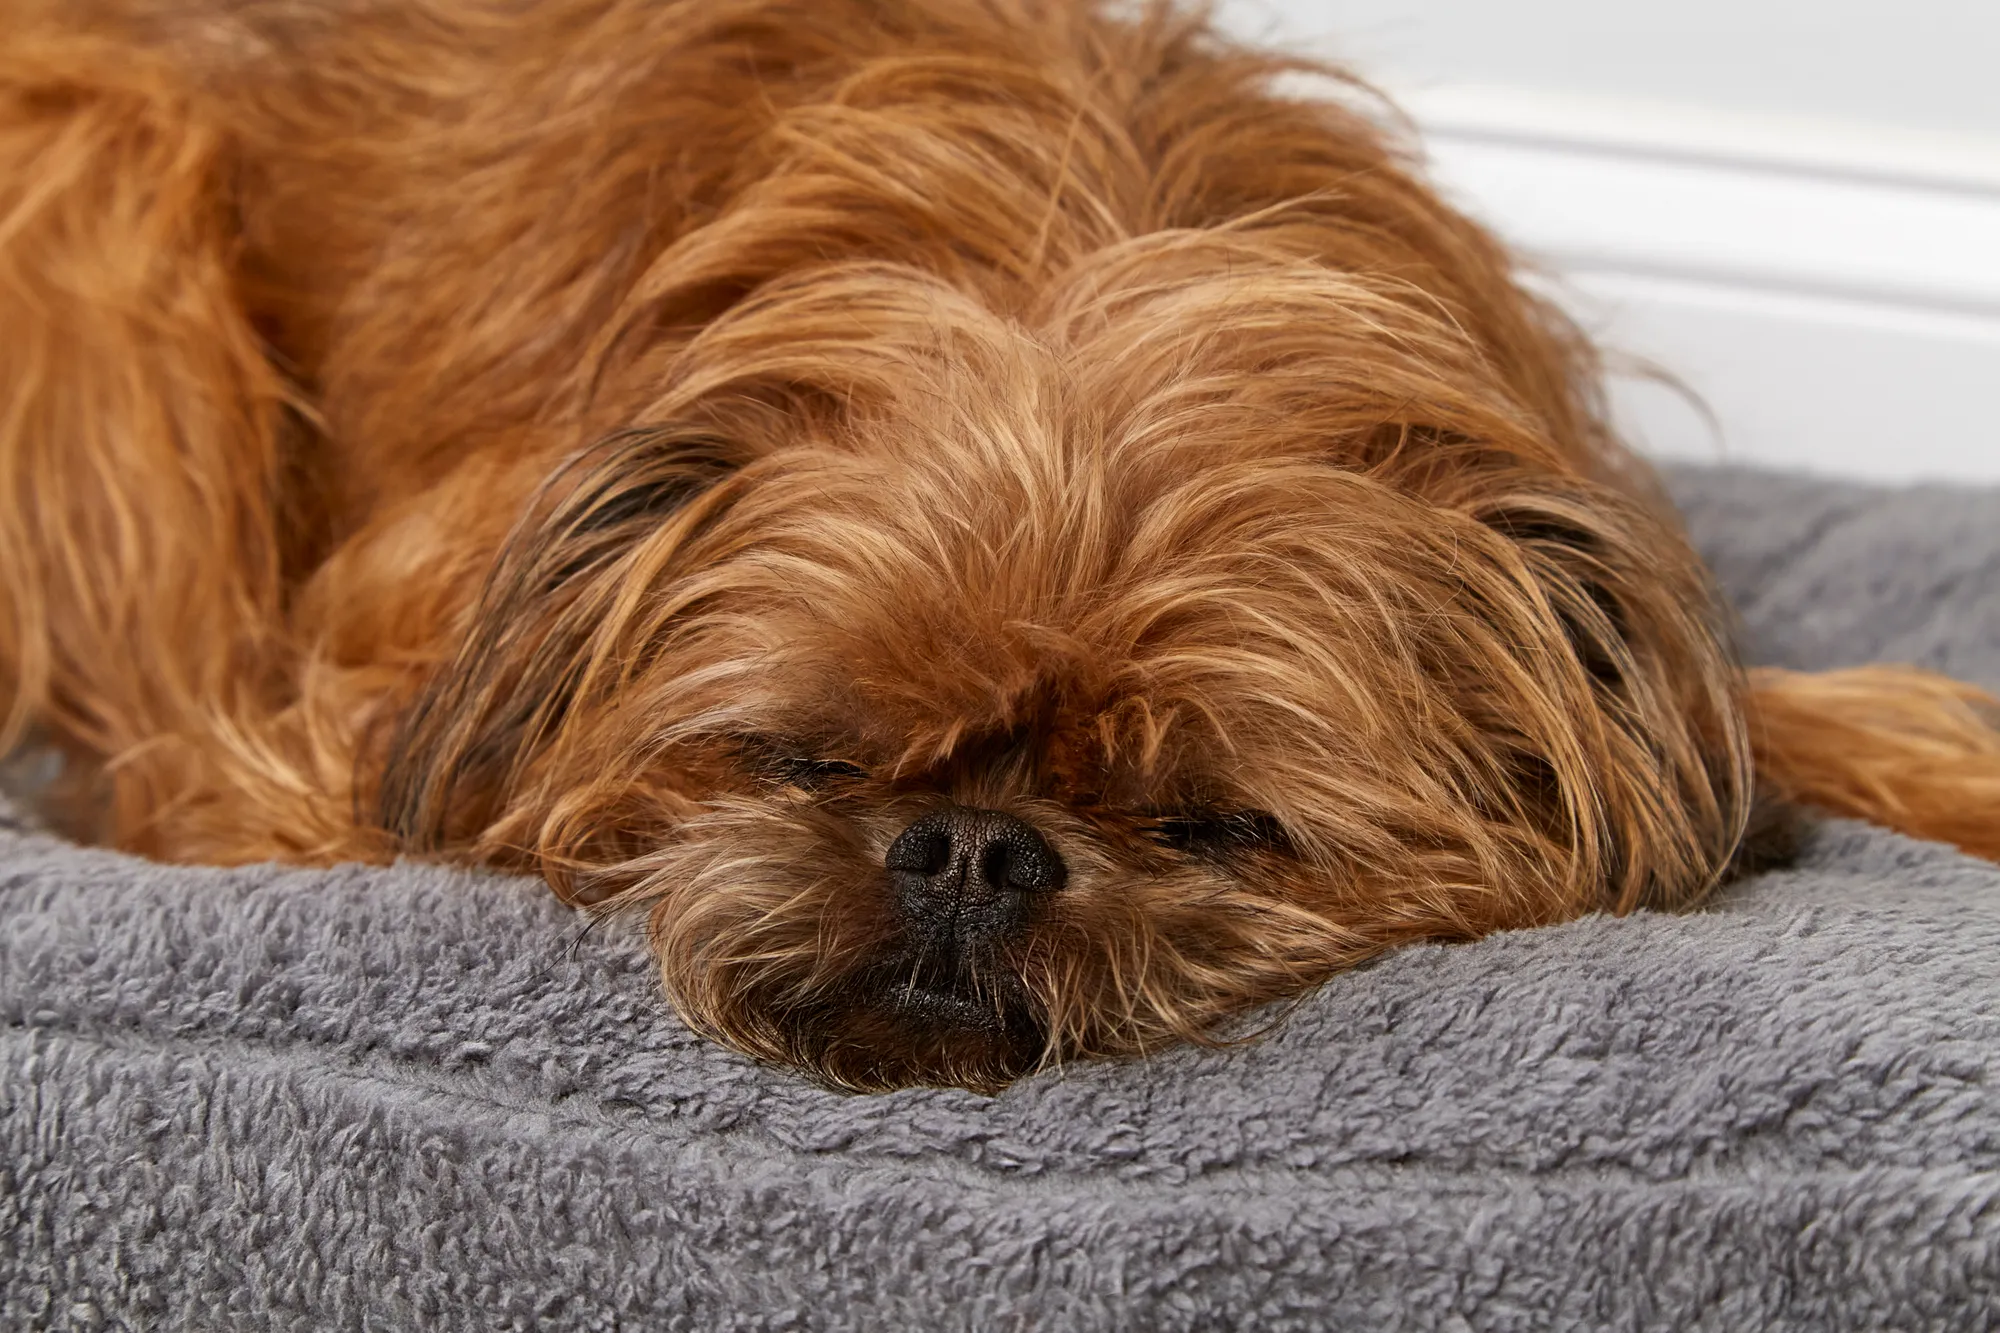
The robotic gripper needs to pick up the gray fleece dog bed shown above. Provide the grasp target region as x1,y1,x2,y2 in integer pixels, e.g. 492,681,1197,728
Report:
5,464,2000,1331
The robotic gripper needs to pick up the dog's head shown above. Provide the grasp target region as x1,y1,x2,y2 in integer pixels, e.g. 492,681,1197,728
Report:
379,231,1750,1091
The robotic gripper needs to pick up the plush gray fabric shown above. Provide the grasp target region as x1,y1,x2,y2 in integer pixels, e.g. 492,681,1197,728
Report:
4,464,1999,1331
1671,465,2000,690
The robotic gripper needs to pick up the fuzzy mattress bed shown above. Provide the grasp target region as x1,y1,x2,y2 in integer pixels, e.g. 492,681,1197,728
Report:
4,464,1999,1331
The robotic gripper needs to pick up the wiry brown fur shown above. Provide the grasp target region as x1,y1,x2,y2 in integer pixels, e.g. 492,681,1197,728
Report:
3,0,1996,1092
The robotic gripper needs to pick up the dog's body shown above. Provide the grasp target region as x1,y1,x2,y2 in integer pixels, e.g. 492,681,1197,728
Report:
5,0,1998,1090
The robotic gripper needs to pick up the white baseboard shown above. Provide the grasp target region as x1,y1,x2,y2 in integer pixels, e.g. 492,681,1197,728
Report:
1394,85,2000,483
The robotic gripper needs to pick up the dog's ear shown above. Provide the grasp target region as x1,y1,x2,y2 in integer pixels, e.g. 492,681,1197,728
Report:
1483,501,1635,696
1474,485,1754,911
377,426,739,854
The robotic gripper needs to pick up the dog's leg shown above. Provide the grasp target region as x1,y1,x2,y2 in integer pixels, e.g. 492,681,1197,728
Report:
0,36,372,860
1748,665,2000,860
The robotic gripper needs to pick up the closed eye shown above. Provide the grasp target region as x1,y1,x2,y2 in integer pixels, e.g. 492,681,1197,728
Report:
775,757,869,787
1148,809,1290,858
737,735,870,790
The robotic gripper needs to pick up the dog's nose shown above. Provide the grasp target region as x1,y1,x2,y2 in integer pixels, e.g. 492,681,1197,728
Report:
884,806,1065,939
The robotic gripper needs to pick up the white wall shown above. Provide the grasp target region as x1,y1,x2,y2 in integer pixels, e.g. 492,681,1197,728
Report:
1220,1,2000,483
1229,0,2000,140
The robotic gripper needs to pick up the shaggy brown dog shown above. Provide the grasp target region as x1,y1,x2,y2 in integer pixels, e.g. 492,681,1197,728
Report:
4,0,1998,1091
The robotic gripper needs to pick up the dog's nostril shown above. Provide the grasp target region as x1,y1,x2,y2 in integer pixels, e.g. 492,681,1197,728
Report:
980,840,1015,893
885,806,1065,936
982,820,1063,893
883,824,951,877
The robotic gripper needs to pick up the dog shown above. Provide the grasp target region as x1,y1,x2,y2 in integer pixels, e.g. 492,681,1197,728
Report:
4,0,1998,1092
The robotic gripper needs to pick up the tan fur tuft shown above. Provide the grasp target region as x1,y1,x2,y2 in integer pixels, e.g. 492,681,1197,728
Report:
1750,666,2000,861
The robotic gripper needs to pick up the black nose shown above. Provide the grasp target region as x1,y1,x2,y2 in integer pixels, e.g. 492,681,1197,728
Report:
884,806,1065,941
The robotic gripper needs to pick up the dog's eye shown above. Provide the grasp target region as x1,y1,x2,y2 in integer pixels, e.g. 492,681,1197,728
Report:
738,738,869,790
1149,810,1290,858
772,756,869,788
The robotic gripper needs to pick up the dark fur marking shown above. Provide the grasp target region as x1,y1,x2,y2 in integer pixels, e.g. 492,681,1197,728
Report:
378,426,740,848
1490,506,1633,695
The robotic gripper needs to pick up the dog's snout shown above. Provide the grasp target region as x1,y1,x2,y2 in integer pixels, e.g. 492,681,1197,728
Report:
885,807,1065,936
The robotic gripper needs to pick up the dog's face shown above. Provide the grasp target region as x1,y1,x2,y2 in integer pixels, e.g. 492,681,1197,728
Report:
384,241,1750,1091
